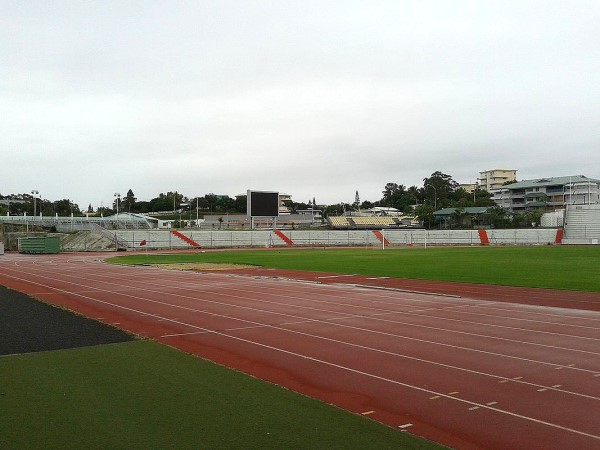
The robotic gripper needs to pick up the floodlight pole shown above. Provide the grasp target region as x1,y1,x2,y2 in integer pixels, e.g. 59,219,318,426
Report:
114,193,121,229
31,190,39,218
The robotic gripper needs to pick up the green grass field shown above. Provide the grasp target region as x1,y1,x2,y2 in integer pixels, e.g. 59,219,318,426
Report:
0,340,438,449
109,246,600,292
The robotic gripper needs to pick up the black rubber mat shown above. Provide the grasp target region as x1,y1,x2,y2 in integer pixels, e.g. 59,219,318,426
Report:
0,285,134,356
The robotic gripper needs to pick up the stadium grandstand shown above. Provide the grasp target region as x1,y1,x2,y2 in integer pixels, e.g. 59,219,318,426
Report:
200,211,323,229
0,212,155,232
328,208,419,230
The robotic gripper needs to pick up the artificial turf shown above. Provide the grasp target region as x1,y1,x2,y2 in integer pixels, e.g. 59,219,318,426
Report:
0,340,440,449
108,246,600,292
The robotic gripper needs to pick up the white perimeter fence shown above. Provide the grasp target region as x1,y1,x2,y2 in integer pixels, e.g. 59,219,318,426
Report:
111,228,561,250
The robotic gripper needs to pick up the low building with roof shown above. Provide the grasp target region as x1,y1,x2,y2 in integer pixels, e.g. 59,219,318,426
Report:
493,175,600,213
433,207,491,228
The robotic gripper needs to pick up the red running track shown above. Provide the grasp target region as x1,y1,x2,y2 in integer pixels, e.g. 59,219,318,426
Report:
1,253,599,450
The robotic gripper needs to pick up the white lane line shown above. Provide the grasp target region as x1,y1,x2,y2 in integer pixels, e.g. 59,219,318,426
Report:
194,273,600,325
556,364,576,370
161,331,211,337
7,264,593,366
52,261,600,334
317,274,357,279
3,265,600,400
29,264,600,361
4,265,600,439
224,325,271,332
438,303,600,326
107,268,600,348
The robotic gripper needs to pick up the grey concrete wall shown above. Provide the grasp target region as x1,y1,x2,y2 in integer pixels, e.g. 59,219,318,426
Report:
111,228,561,250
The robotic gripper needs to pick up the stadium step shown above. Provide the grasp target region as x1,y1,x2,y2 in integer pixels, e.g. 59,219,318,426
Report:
274,230,293,245
170,230,201,248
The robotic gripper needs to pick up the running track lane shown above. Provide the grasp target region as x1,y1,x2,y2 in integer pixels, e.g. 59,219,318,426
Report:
1,254,599,450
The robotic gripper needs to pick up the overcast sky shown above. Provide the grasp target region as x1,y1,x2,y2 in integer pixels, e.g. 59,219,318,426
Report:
2,0,599,209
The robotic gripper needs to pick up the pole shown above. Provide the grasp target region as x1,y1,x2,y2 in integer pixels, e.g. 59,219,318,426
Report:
114,193,121,229
31,190,39,219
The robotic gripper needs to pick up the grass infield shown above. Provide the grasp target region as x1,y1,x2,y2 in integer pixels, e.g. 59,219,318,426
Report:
0,340,439,449
109,246,600,292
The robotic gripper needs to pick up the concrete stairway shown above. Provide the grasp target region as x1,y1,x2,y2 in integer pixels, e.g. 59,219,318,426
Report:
563,204,600,244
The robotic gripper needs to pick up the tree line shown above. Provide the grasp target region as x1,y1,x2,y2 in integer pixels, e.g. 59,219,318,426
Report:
0,171,544,228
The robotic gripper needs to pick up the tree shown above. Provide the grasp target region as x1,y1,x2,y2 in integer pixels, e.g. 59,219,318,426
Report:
422,171,459,209
483,206,511,228
205,194,218,213
96,206,113,217
380,183,417,212
54,199,80,216
148,194,171,212
121,189,136,212
148,192,183,212
382,183,400,201
215,195,235,212
323,203,344,218
472,188,495,207
234,195,247,213
134,201,150,213
414,204,435,229
451,208,467,229
525,208,544,227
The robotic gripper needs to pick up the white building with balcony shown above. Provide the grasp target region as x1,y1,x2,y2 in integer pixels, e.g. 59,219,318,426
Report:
493,175,600,213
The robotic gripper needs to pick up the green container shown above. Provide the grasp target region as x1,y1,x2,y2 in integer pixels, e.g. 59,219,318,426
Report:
19,236,61,254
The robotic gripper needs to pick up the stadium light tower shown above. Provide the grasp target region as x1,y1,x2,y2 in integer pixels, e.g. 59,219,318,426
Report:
114,193,121,228
31,190,39,217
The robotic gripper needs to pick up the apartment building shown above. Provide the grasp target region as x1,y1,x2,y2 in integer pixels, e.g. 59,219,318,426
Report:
493,175,600,213
459,182,478,193
478,169,517,193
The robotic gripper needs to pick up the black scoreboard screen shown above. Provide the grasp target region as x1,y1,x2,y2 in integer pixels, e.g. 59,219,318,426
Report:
247,190,279,217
